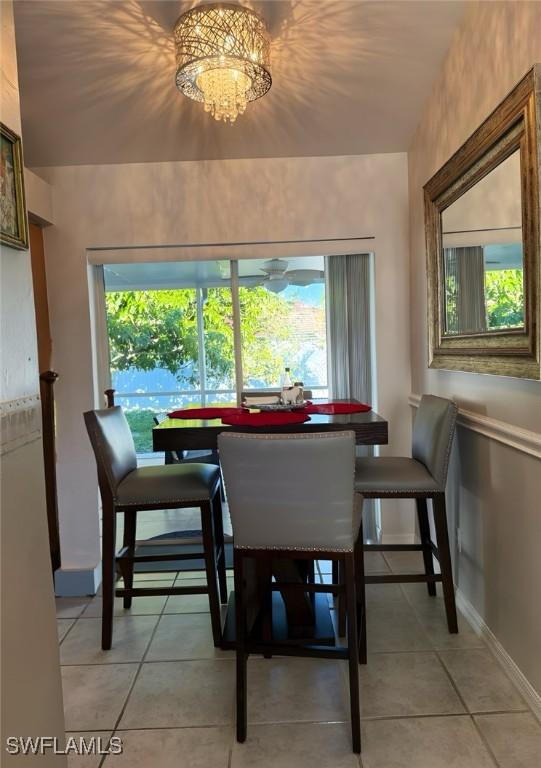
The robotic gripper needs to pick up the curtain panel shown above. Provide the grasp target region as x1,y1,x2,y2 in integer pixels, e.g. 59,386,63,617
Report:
326,253,376,539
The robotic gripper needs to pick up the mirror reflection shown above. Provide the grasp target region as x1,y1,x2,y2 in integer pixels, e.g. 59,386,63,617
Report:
441,150,524,335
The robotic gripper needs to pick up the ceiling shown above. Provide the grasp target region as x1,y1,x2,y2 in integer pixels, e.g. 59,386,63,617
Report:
14,0,466,167
103,254,325,289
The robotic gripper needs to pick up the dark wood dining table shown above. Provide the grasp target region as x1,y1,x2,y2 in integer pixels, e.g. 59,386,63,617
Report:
152,403,389,648
152,406,388,452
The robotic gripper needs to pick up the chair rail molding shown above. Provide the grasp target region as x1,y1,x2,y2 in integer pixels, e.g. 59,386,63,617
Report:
0,394,42,455
409,394,541,460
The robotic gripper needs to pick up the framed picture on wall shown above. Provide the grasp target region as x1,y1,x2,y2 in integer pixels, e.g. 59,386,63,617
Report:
1,122,28,250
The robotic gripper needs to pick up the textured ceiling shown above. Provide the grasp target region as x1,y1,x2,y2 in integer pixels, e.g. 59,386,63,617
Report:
14,0,466,166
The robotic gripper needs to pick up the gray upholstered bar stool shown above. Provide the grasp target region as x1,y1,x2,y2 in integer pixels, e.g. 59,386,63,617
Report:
219,430,365,754
354,394,458,633
84,407,227,650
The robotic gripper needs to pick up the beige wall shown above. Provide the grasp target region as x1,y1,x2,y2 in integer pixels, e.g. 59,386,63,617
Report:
38,151,413,579
0,1,66,762
408,1,541,694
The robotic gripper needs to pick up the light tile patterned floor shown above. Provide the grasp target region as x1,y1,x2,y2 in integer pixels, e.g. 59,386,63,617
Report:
56,511,540,767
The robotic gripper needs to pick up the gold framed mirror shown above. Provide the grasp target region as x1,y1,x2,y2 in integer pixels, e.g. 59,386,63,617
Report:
424,65,540,379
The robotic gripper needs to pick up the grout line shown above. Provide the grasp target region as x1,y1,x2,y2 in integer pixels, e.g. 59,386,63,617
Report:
470,716,503,768
97,568,176,767
430,643,524,766
58,618,79,646
68,710,532,736
358,710,529,723
433,649,471,715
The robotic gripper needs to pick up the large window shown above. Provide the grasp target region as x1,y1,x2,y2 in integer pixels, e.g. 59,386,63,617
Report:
103,256,328,453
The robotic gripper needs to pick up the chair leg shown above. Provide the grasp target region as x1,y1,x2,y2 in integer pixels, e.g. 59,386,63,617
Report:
257,557,273,659
201,501,223,647
101,503,116,650
354,520,367,664
433,494,458,633
337,560,347,637
417,497,436,597
122,510,137,609
234,549,247,743
212,489,228,604
344,553,361,754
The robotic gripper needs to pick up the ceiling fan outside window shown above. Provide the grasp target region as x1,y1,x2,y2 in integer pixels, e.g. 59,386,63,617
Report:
250,259,324,293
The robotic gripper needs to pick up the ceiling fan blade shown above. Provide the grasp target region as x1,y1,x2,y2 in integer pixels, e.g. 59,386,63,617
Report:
285,269,324,286
264,278,288,293
238,275,266,287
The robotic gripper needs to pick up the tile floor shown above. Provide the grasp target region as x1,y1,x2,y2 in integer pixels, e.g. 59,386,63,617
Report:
56,510,541,768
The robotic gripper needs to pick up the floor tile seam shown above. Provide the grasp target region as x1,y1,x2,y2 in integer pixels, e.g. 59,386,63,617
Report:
145,654,232,663
358,711,520,723
364,649,441,660
61,661,142,669
469,707,531,716
398,583,485,645
57,609,89,621
138,657,236,667
462,647,534,715
225,723,236,768
436,647,534,714
108,724,237,733
61,660,149,667
108,580,172,736
246,718,350,726
434,648,478,715
162,609,211,615
469,713,503,768
58,618,79,646
77,612,166,619
366,644,485,654
90,713,525,734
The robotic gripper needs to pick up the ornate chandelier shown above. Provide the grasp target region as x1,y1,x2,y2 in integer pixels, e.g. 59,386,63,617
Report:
174,3,271,124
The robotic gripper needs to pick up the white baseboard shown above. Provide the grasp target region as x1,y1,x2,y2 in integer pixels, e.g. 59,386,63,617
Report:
55,563,102,597
380,533,417,545
456,589,541,722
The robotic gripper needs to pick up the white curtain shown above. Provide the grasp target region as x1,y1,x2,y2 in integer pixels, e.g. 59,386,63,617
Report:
326,253,376,539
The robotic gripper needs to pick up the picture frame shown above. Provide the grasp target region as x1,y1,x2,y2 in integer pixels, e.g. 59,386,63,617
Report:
1,122,28,250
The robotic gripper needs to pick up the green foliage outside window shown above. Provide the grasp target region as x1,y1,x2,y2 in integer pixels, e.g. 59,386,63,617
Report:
484,268,524,330
105,286,293,388
444,267,524,334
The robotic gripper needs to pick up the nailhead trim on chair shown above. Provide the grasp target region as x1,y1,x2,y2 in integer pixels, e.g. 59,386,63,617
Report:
439,402,458,487
115,495,213,506
233,543,354,552
355,487,440,495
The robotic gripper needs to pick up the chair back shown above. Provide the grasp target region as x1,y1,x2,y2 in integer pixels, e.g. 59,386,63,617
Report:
84,406,137,497
218,431,358,551
412,395,458,489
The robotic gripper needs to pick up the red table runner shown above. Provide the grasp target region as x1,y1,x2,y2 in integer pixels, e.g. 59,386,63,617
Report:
168,407,246,420
301,402,371,414
221,411,311,427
